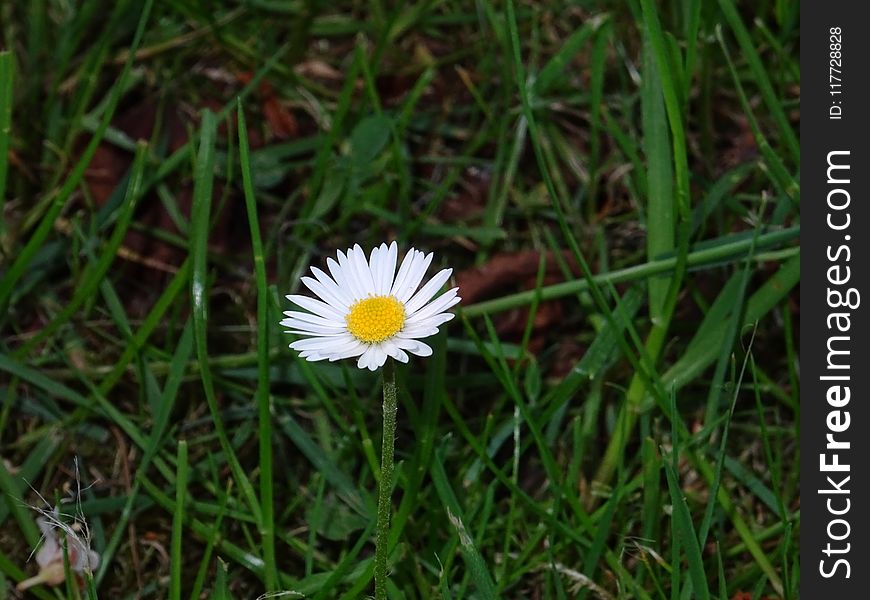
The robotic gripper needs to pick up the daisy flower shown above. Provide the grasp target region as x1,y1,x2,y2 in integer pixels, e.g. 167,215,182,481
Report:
281,242,460,370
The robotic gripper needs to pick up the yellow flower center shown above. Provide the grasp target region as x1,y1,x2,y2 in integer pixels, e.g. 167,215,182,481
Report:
345,295,405,343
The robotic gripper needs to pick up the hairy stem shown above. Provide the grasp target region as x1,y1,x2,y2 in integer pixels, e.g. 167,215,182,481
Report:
374,359,397,600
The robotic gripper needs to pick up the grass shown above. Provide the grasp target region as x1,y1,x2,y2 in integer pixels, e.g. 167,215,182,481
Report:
0,1,799,599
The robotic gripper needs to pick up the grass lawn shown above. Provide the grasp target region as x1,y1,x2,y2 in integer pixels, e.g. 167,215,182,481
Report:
0,1,799,598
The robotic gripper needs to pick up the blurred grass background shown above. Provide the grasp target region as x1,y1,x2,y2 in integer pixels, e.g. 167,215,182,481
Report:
0,0,799,598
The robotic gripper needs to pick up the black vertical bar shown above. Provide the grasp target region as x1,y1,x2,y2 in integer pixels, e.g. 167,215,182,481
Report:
801,2,869,594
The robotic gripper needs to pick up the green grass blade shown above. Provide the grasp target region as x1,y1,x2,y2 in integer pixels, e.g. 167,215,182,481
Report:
683,0,703,102
0,458,40,547
716,0,800,164
463,226,798,316
0,436,58,527
662,253,800,390
662,457,709,600
638,0,690,221
698,328,756,548
717,26,799,204
431,449,498,599
170,440,188,600
189,109,262,525
0,50,12,235
97,258,190,394
701,215,762,428
237,99,278,591
716,542,728,600
188,481,232,600
211,559,234,600
640,31,675,318
534,17,605,95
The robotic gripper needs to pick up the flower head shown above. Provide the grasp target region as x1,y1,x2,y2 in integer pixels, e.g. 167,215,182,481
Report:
17,507,100,592
282,242,460,370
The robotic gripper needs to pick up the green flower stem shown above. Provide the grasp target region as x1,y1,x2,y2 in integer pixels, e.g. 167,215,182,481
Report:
374,359,398,600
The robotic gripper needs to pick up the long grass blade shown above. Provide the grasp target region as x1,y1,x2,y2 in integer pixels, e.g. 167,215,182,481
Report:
190,109,262,525
431,449,498,599
0,50,12,234
237,99,278,591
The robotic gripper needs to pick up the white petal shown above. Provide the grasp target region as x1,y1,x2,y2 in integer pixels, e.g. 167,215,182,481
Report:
381,340,409,363
286,295,346,321
395,251,434,303
407,312,455,330
282,310,345,328
370,345,388,370
300,276,350,311
406,288,461,324
285,330,335,337
308,265,338,289
323,337,364,353
290,338,342,352
280,319,346,335
396,326,439,339
359,345,386,370
393,337,418,350
409,340,433,357
290,334,355,351
351,244,376,296
372,242,397,295
326,257,356,304
389,248,419,299
341,248,374,301
336,250,365,300
298,351,327,361
282,327,346,337
311,265,353,306
369,244,385,295
306,267,352,308
389,248,413,295
356,345,377,370
383,242,398,295
393,338,433,357
406,313,455,338
327,342,367,361
369,246,382,293
355,347,368,370
404,268,453,314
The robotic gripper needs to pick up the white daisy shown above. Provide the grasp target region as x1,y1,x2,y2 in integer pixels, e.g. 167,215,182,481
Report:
281,242,461,371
